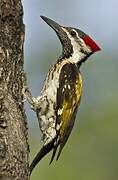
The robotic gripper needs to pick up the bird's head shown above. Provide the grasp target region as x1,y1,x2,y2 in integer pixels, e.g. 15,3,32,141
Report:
41,16,101,65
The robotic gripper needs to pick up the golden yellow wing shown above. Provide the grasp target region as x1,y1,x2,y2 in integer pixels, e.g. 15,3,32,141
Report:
51,62,82,162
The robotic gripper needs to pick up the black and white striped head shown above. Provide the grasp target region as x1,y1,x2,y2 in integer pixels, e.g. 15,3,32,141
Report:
41,16,101,65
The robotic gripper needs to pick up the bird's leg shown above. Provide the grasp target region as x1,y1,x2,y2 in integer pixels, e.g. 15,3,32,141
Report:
22,86,36,110
22,73,40,111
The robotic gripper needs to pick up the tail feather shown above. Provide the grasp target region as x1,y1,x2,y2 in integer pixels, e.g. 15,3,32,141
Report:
56,144,64,161
50,143,58,164
30,140,55,174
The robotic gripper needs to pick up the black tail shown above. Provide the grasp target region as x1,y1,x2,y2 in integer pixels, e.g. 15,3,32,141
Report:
49,143,58,164
30,140,55,174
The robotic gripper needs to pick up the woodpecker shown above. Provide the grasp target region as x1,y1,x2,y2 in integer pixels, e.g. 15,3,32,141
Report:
24,16,101,173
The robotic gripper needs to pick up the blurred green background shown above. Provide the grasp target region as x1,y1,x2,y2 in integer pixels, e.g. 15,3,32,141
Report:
23,0,118,179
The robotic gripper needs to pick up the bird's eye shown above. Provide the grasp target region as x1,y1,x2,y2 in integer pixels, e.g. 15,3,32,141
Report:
70,30,76,36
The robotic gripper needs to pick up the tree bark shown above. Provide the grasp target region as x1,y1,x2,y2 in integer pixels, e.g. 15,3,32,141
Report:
0,0,29,179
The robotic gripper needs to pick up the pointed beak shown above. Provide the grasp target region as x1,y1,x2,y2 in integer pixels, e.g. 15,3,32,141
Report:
40,16,61,33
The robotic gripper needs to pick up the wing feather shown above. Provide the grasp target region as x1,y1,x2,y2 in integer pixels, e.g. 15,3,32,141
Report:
51,62,82,161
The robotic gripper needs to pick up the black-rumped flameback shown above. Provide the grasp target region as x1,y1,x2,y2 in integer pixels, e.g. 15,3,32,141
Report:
25,16,101,173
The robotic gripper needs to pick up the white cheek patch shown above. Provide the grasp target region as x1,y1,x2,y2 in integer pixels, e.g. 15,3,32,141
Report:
62,27,91,63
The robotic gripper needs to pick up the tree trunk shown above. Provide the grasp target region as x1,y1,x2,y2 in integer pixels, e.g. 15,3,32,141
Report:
0,0,29,179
